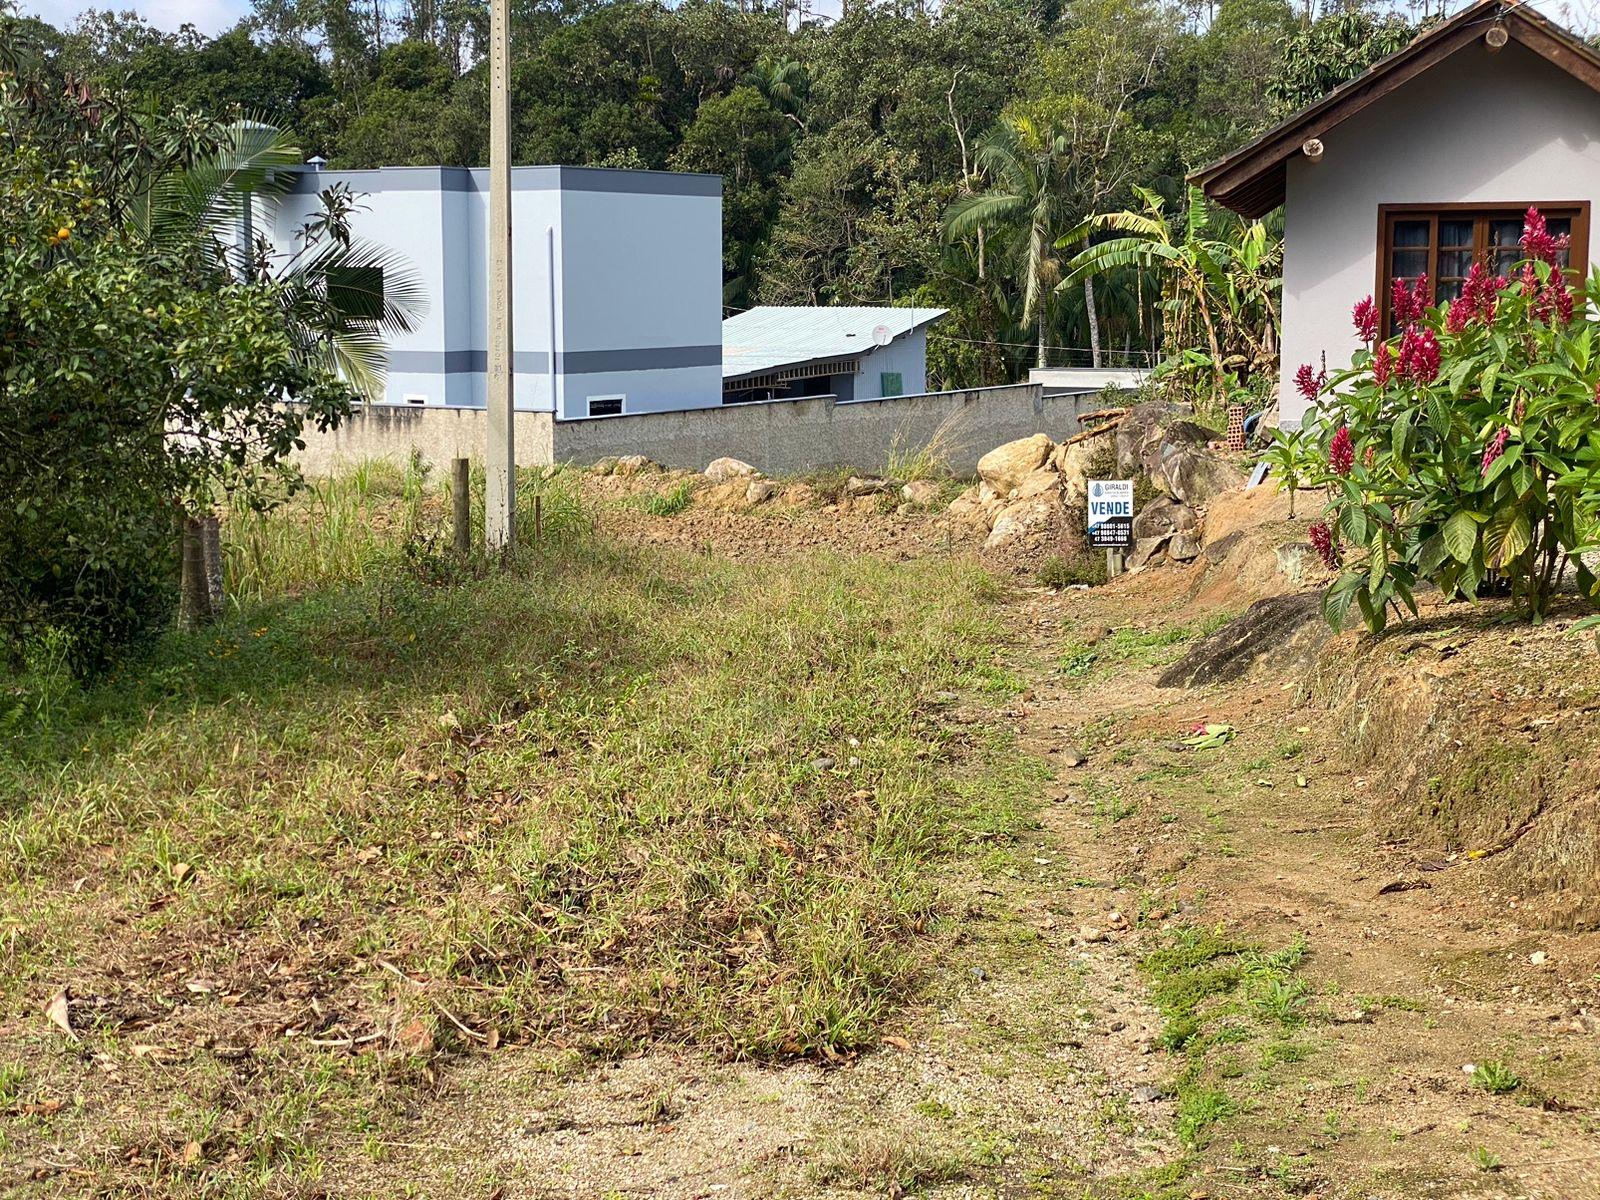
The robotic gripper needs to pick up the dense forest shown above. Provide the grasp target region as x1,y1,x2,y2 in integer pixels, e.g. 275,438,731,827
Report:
15,0,1421,386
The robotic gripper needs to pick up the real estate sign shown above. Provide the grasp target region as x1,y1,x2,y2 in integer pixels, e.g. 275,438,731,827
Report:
1086,480,1134,550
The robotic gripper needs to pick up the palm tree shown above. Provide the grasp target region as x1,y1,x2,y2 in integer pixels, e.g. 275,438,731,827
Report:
942,117,1078,370
1062,184,1280,408
147,118,426,399
742,57,809,130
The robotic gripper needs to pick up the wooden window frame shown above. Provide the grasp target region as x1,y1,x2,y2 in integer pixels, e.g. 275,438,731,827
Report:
1376,202,1591,336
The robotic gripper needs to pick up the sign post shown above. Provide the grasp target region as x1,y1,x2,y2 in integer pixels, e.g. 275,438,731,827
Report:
1087,479,1134,577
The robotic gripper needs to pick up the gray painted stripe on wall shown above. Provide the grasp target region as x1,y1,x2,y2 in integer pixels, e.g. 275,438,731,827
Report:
287,166,721,198
386,345,721,376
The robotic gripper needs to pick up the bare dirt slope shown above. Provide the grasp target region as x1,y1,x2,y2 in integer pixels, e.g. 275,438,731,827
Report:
338,488,1600,1199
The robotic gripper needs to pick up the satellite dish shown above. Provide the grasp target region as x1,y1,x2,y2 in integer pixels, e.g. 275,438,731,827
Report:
871,324,893,347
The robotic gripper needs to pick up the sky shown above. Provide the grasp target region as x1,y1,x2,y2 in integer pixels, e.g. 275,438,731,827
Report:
18,0,248,35
15,0,1600,45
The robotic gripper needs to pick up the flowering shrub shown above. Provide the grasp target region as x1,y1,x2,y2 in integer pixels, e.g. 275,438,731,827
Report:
1299,207,1600,630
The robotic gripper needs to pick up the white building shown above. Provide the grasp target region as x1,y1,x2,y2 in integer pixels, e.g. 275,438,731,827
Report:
267,164,723,421
1194,0,1600,429
721,306,946,404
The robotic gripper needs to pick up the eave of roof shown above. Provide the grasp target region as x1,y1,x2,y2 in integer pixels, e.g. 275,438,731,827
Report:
721,306,947,382
1190,0,1600,218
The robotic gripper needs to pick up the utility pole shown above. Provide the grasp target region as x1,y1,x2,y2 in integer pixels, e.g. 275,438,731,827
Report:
485,0,516,553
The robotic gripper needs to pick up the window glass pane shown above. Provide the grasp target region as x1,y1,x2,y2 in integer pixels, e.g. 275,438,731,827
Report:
1392,249,1428,279
1438,248,1472,279
1439,219,1473,248
1393,220,1431,248
1548,218,1573,268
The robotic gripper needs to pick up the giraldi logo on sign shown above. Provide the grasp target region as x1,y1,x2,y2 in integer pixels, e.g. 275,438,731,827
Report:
1086,479,1134,551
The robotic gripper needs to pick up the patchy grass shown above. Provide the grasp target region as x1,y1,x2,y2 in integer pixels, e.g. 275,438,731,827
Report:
0,467,1044,1195
631,476,699,517
1139,926,1315,1150
1056,613,1236,687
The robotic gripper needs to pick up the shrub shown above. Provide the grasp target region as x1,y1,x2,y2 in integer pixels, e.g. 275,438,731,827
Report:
1298,208,1600,630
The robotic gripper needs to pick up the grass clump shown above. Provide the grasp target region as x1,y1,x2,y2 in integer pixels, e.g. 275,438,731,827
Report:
1472,1060,1521,1095
636,477,698,517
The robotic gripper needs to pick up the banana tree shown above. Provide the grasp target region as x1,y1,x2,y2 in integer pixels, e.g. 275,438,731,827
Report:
1061,184,1281,408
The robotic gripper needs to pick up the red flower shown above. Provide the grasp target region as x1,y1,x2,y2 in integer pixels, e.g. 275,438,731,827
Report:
1397,325,1440,383
1373,342,1393,388
1454,261,1504,326
1309,520,1340,570
1520,206,1570,267
1294,362,1325,403
1329,425,1355,475
1364,445,1376,467
1352,295,1380,343
1392,274,1429,326
1547,277,1575,324
1481,426,1511,475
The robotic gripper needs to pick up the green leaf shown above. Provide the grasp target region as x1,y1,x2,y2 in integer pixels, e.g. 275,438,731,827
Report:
1442,509,1480,564
1321,573,1364,631
1417,531,1449,574
1483,507,1533,568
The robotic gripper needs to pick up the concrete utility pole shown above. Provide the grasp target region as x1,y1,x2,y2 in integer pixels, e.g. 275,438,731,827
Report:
484,0,516,552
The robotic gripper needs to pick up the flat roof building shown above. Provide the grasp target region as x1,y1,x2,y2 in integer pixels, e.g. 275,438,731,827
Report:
267,164,724,421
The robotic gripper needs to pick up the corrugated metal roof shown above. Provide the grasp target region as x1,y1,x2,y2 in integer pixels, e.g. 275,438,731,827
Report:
722,306,947,380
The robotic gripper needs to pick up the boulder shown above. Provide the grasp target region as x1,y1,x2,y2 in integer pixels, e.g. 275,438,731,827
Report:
946,485,991,527
1011,467,1061,502
1115,401,1193,476
1053,432,1111,506
1151,442,1246,506
901,480,941,506
1155,591,1326,688
746,479,779,505
589,456,621,476
846,475,895,497
984,496,1059,550
705,457,759,483
978,434,1055,496
1128,496,1202,568
614,454,659,477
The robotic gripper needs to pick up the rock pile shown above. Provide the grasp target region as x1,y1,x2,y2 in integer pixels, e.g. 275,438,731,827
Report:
945,425,1115,551
1116,401,1245,569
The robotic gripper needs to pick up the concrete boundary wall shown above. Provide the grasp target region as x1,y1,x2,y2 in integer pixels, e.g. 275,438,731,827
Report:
291,384,1118,478
552,385,1113,476
291,405,555,477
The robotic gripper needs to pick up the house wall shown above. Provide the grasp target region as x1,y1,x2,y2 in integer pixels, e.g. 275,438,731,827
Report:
289,384,1119,478
268,166,721,419
1280,40,1600,427
853,329,930,399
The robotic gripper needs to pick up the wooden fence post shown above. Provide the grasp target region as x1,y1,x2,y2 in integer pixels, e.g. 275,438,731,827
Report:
452,457,471,555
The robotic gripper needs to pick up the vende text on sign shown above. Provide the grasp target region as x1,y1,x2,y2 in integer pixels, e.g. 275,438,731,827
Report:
1086,479,1134,551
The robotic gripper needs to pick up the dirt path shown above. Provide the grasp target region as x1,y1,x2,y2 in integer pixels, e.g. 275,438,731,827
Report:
337,501,1600,1199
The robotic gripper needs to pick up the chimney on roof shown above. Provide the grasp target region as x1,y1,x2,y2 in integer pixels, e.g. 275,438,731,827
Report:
306,155,327,171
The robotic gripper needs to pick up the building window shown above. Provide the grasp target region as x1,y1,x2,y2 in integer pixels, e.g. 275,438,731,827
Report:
587,395,624,417
1379,204,1589,335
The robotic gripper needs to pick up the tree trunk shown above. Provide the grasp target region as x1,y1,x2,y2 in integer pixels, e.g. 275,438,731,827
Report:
1037,314,1047,370
178,515,214,632
1084,275,1101,369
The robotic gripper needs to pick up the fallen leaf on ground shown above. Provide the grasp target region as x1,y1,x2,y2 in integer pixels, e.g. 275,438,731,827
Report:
43,989,74,1040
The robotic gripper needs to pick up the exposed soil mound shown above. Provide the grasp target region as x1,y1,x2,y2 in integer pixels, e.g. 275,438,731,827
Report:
1305,603,1600,928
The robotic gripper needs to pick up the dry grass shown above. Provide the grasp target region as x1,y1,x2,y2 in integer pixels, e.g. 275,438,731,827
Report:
0,464,1043,1197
